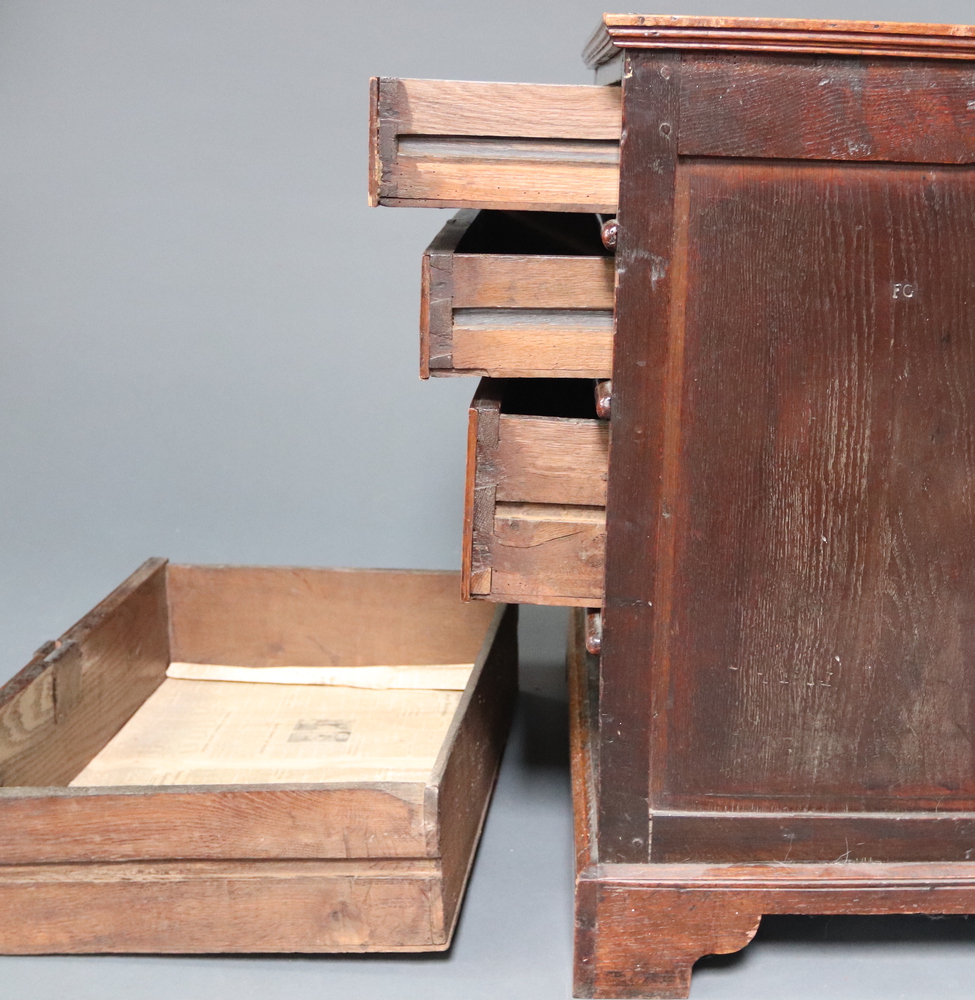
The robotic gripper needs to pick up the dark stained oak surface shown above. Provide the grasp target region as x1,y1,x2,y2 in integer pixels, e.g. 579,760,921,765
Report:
597,51,680,864
680,55,975,164
585,15,975,67
662,159,975,810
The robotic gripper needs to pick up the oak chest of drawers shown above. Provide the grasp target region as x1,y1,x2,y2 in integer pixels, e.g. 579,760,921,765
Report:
373,13,975,999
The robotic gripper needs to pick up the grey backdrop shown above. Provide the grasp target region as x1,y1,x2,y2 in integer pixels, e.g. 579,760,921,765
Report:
3,2,975,998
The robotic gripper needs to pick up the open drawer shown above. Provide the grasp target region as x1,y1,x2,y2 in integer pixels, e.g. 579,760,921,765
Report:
422,210,615,379
0,561,516,953
370,78,621,212
464,379,608,607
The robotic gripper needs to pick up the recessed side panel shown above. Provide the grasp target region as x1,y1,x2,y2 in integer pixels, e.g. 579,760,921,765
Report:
662,159,975,810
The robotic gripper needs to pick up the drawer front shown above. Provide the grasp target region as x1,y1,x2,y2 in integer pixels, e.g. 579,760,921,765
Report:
370,78,621,212
464,380,608,607
422,210,615,378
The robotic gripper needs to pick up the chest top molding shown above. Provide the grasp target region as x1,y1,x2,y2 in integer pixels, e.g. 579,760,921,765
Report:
584,14,975,66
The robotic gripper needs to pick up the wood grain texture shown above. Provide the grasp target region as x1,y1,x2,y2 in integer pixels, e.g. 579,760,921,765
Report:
0,559,169,786
452,256,614,309
568,608,598,873
577,869,761,999
680,55,975,164
577,860,975,998
450,311,612,379
598,51,680,864
373,79,621,212
0,859,451,953
496,415,608,506
491,503,605,606
574,701,975,994
167,564,494,668
368,75,381,206
651,810,975,863
430,605,517,936
385,155,619,213
420,209,476,375
464,381,607,606
383,78,621,140
466,380,504,598
585,14,975,68
662,160,975,812
0,784,428,863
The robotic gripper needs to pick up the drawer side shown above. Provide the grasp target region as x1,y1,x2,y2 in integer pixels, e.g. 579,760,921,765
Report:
373,78,621,212
465,380,608,606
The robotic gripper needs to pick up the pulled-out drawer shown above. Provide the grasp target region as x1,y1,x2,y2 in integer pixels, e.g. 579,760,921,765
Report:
370,78,621,212
0,561,516,953
464,380,608,606
423,210,615,378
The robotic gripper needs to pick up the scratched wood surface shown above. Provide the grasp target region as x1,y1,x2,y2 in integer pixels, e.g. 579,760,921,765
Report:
496,415,608,506
491,503,605,605
679,55,975,164
598,51,679,864
661,160,975,811
0,559,169,787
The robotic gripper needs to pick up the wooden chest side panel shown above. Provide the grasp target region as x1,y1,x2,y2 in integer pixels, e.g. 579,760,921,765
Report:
680,54,975,164
0,559,169,787
661,159,975,808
